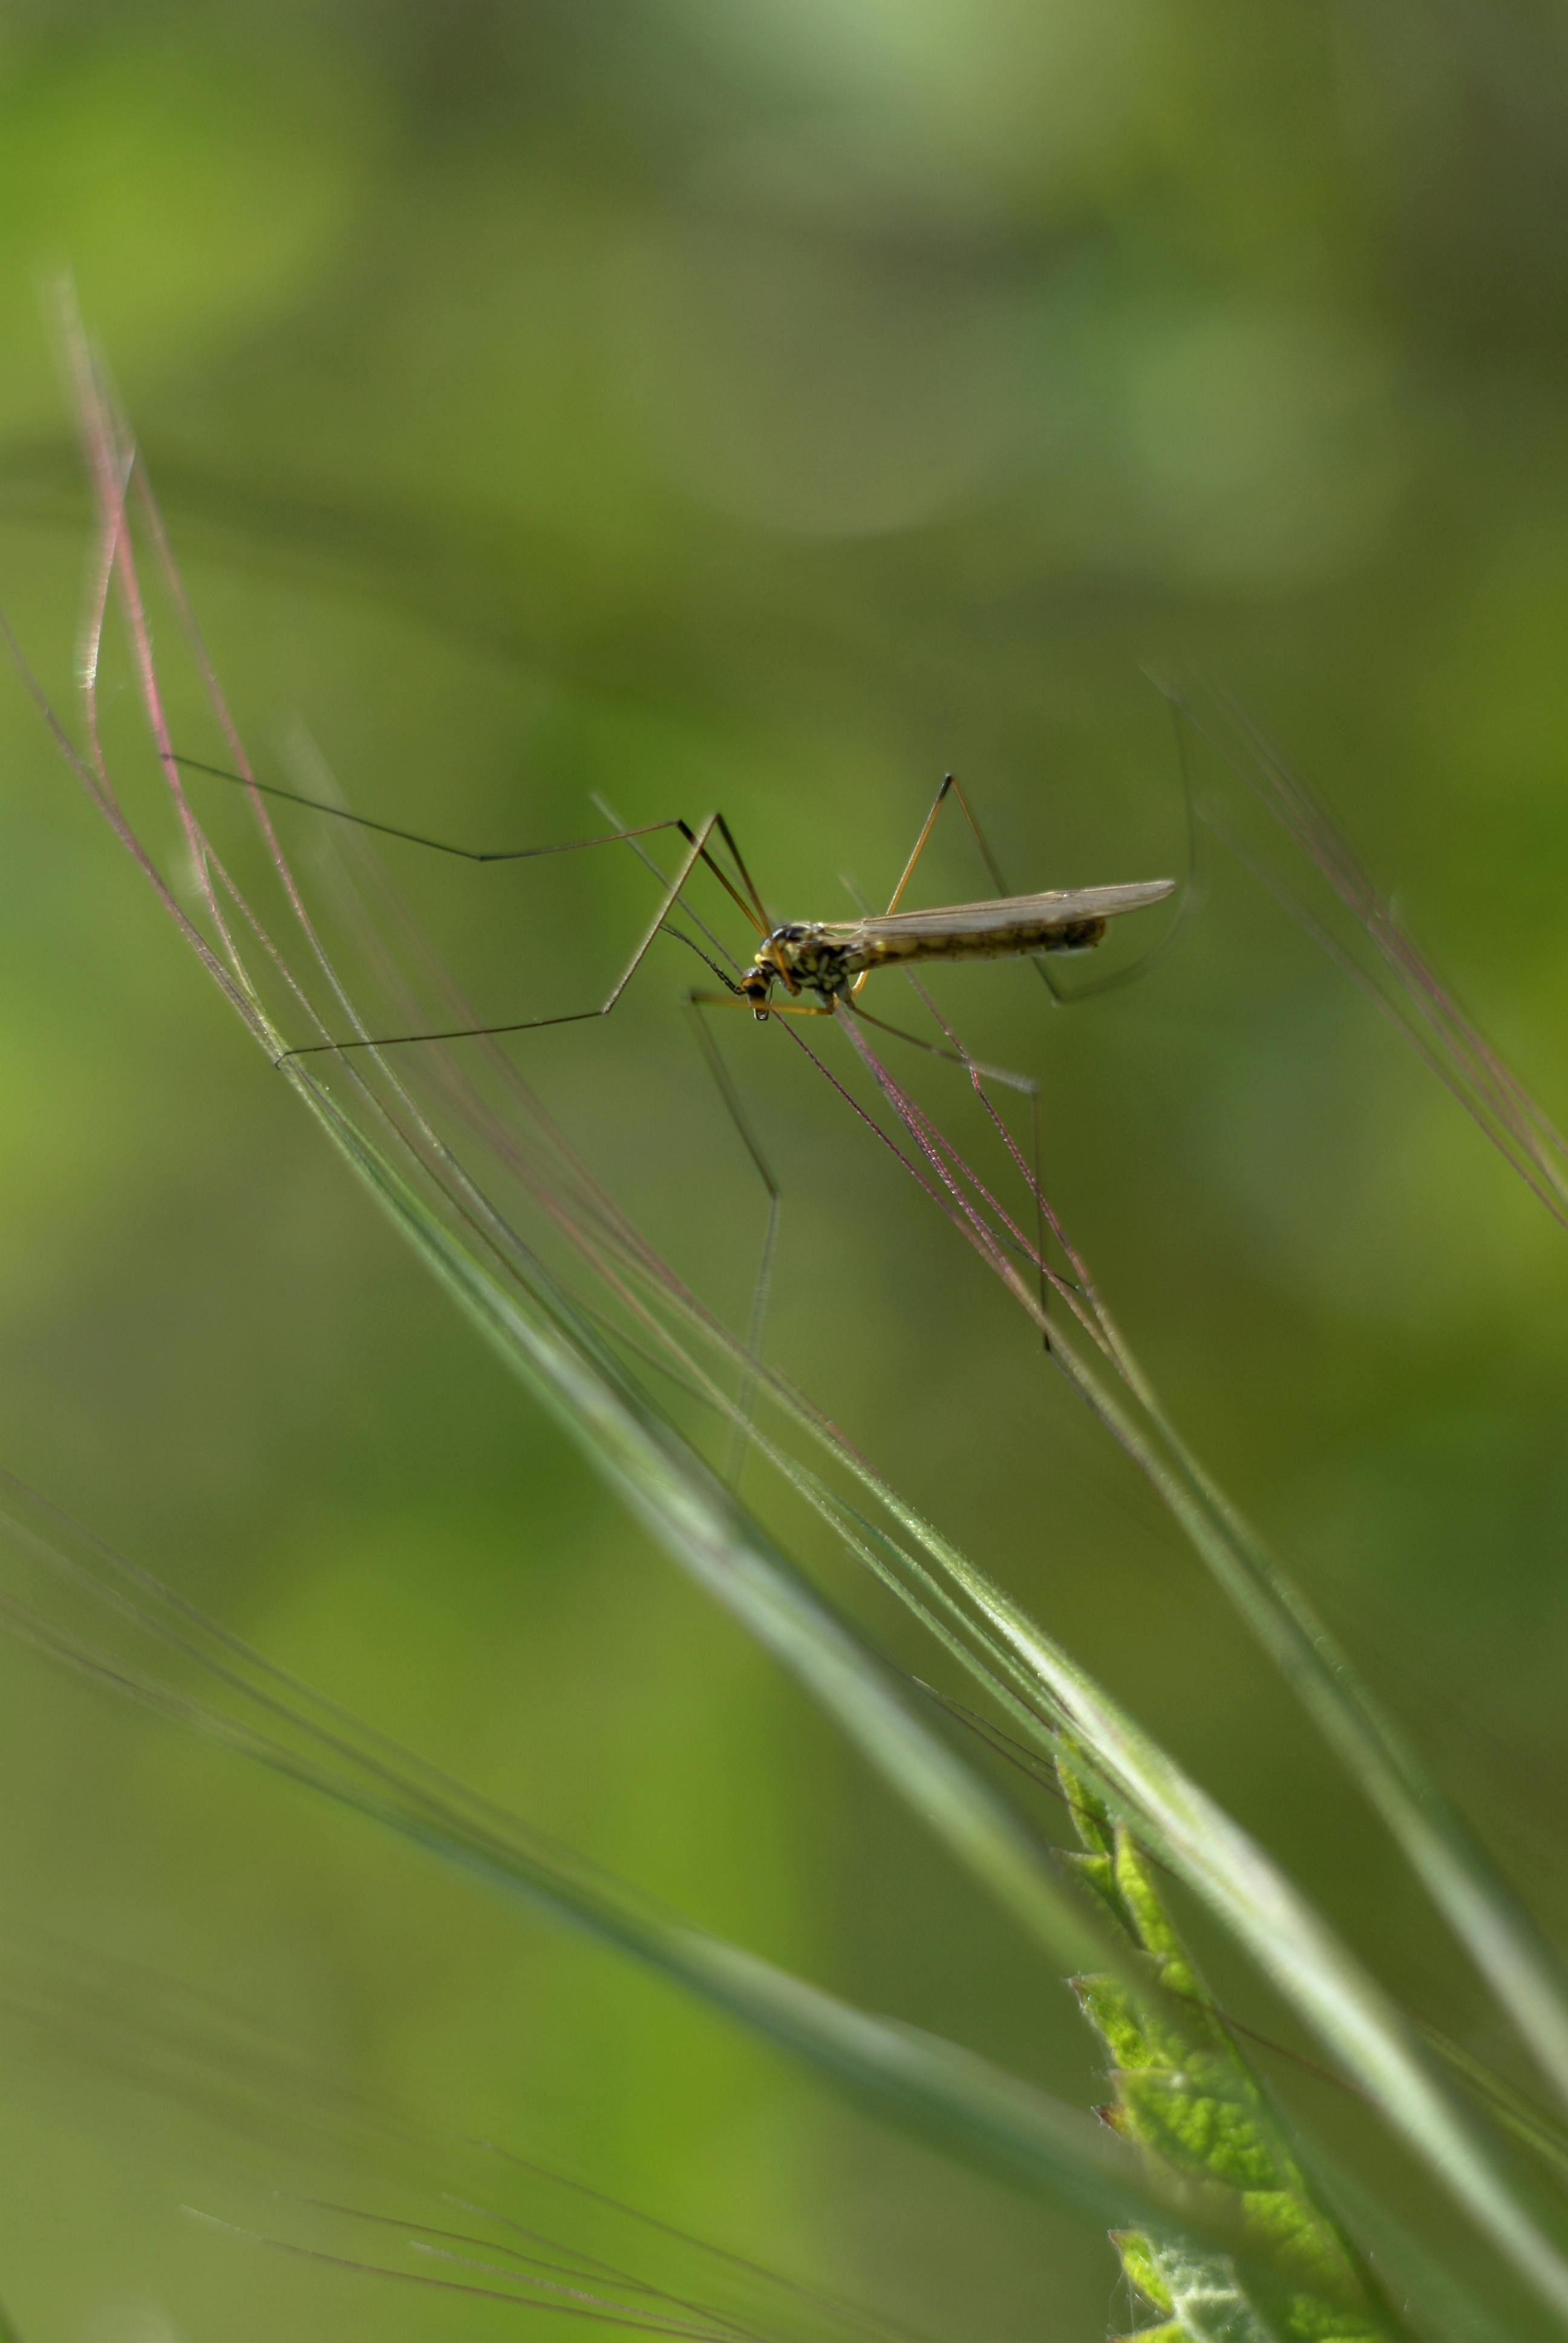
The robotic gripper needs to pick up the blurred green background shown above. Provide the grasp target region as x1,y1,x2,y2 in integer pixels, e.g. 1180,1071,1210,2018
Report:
3,1,1568,2335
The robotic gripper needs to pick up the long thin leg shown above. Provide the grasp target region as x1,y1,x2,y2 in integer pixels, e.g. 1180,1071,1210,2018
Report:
177,753,678,866
879,771,1015,915
684,997,781,1489
852,787,1060,1331
853,772,1069,1002
1053,686,1200,1001
587,790,770,978
207,730,791,1478
688,992,835,1019
177,752,769,966
711,980,1059,1346
551,799,793,1491
845,992,1053,1346
865,759,1193,1007
278,810,762,1061
879,772,958,918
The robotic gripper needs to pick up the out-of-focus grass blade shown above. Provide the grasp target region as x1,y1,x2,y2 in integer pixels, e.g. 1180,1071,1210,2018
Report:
1191,686,1568,1225
0,1490,1304,2292
312,1080,1568,2327
1419,2021,1568,2194
0,1906,962,2343
0,1465,1504,2333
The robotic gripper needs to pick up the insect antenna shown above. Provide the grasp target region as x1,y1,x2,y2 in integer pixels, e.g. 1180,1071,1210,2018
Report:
682,998,781,1490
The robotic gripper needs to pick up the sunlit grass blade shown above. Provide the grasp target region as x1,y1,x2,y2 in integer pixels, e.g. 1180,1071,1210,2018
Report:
827,956,1568,2171
797,1424,1568,2329
297,1063,1568,2330
302,1073,1135,1994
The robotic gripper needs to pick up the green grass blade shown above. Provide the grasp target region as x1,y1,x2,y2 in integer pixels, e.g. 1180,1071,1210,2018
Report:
762,1422,1568,2326
1418,2020,1568,2194
304,1088,1568,2328
835,984,1568,2138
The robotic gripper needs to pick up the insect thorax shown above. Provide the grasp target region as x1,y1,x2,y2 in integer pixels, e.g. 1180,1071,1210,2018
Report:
766,923,858,1000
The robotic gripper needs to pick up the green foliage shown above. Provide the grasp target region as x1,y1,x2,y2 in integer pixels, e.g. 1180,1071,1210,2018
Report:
1061,1761,1391,2343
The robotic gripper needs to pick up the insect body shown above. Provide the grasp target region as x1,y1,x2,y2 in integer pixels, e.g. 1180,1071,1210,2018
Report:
173,758,1180,1047
737,881,1177,1020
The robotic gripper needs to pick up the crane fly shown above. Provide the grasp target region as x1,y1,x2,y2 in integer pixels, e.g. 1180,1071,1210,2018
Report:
733,879,1177,1020
168,761,1180,1054
167,754,1181,1444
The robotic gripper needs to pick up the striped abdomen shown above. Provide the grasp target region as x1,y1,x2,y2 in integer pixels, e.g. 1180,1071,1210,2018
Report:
843,916,1107,973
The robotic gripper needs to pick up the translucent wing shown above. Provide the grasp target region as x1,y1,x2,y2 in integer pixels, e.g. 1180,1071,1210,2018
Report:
825,878,1176,945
